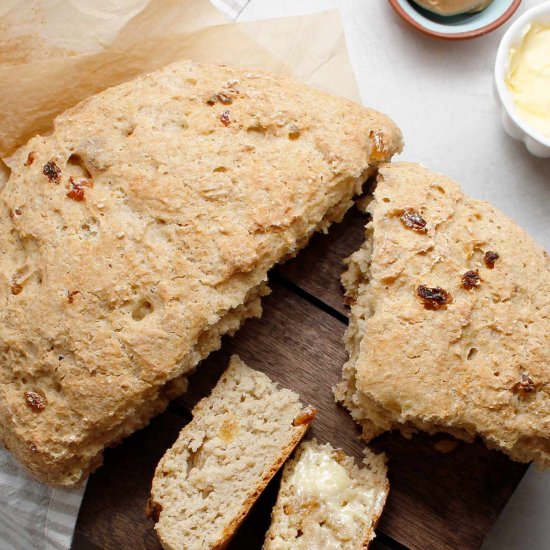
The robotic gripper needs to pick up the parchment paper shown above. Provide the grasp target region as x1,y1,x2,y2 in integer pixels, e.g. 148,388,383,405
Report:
0,0,359,159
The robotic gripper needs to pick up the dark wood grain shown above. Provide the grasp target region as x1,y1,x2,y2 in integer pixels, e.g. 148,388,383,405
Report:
372,432,526,550
75,282,526,550
276,204,368,316
72,532,100,550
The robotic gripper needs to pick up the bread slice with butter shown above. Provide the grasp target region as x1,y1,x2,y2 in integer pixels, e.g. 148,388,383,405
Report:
335,162,550,467
0,59,402,486
264,440,388,549
148,355,315,550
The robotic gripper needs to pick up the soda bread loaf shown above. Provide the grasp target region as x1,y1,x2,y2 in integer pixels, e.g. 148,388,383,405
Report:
335,162,550,466
264,439,388,549
0,59,402,486
147,355,315,550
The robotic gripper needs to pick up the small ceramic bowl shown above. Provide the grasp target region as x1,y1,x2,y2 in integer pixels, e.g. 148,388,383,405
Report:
494,2,550,157
388,0,522,39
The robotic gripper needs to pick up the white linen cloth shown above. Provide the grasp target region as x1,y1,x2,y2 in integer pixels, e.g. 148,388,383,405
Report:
0,450,85,550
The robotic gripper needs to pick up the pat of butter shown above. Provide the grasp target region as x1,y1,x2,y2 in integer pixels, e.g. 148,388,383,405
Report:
338,499,364,525
288,446,380,547
505,22,550,138
291,447,352,499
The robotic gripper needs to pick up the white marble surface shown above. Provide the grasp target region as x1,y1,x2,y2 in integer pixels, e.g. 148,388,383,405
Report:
222,0,550,548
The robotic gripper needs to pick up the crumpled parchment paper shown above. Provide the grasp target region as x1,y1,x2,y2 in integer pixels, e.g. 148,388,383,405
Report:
0,0,359,160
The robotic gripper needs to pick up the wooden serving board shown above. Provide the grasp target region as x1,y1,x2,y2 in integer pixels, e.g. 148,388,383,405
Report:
73,205,527,550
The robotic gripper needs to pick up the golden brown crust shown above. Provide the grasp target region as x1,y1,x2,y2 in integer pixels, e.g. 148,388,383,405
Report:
213,419,313,550
338,162,550,467
0,59,401,486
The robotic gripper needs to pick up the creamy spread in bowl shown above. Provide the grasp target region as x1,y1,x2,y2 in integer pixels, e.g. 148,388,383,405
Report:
505,22,550,138
494,2,550,157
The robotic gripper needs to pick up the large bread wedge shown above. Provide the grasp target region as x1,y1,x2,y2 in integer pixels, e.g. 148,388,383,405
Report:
0,60,401,486
336,162,550,466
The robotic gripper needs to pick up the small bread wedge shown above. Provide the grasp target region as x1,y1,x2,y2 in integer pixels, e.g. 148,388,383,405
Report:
335,162,550,466
264,439,388,549
148,355,315,550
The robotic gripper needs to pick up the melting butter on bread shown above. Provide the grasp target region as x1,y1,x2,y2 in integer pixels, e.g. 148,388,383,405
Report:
264,439,388,549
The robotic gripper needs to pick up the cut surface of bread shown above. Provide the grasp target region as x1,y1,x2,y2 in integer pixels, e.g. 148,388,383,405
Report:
264,439,388,549
0,59,402,485
148,355,315,550
335,162,550,467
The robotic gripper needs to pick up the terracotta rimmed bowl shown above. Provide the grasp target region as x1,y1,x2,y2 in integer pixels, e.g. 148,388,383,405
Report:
387,0,522,40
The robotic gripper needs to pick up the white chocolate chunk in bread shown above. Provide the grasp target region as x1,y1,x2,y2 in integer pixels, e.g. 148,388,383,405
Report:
264,439,388,550
148,355,316,550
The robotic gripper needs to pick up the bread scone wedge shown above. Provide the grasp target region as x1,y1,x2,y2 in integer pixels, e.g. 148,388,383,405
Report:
264,439,388,549
0,60,402,486
147,355,315,550
335,162,550,467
